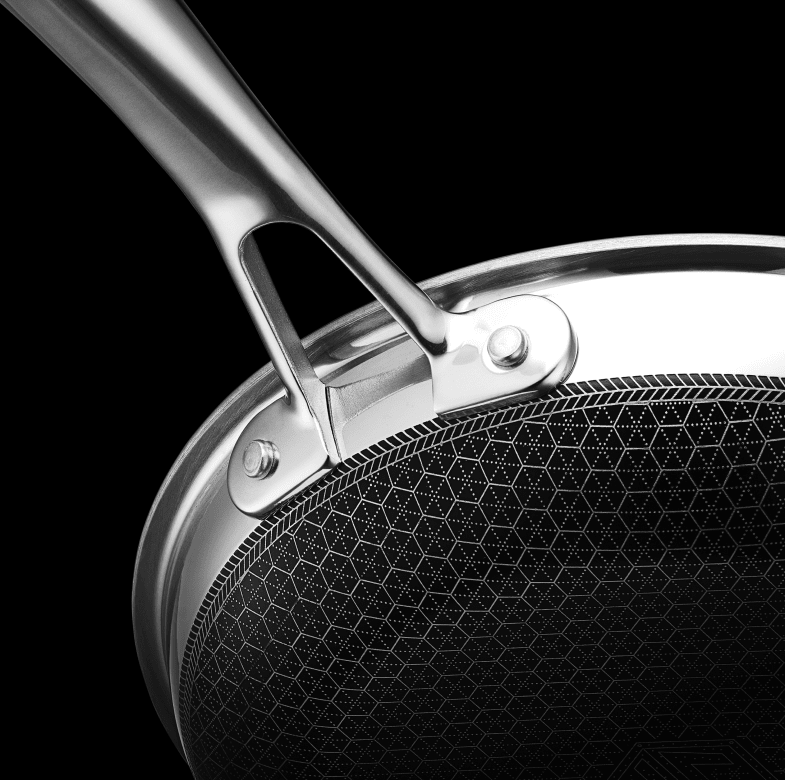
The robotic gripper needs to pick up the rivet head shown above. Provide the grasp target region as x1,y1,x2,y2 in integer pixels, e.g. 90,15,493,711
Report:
487,325,528,368
242,439,279,479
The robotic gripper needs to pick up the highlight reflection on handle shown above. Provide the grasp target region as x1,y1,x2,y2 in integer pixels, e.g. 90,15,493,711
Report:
4,0,449,360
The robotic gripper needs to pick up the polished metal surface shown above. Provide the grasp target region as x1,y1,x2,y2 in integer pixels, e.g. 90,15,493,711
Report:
4,0,783,772
4,0,578,491
229,291,576,515
129,236,783,756
431,294,576,417
488,326,529,368
242,440,279,480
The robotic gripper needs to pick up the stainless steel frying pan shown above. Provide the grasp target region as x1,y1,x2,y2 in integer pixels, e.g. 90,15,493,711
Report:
6,2,784,778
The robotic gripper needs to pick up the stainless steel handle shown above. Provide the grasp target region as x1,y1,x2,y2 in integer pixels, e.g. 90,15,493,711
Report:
5,0,448,349
5,0,577,515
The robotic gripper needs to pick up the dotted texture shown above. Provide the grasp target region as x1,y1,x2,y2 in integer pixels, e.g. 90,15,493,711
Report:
179,376,784,779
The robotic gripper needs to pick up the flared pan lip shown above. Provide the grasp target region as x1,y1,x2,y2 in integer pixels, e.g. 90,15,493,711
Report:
132,232,785,757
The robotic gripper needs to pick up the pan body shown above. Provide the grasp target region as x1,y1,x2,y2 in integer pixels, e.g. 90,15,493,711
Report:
133,235,785,779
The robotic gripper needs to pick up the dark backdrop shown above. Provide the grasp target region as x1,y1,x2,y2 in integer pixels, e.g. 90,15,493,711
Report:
2,3,780,777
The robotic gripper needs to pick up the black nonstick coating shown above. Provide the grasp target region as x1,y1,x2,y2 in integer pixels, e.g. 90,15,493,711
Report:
180,374,783,779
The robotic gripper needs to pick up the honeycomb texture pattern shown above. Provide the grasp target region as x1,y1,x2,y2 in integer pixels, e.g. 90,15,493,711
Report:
179,376,784,779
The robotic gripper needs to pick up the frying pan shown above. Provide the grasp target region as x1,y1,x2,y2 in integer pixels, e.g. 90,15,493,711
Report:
5,2,784,778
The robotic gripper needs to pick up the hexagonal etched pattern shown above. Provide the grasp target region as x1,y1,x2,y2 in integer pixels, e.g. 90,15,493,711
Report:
180,376,784,779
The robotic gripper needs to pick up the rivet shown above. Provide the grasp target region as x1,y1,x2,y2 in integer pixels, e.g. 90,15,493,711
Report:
487,325,528,368
242,439,279,479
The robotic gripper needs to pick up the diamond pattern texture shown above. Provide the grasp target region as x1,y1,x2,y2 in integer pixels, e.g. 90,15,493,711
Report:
180,376,784,779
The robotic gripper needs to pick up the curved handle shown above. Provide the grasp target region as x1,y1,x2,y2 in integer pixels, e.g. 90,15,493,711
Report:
4,0,578,439
3,0,449,362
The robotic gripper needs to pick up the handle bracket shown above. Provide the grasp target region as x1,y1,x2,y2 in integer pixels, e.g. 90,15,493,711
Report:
226,234,339,515
6,0,578,518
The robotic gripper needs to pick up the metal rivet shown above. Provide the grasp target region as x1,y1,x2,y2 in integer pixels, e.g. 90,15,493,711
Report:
242,439,279,479
487,325,528,368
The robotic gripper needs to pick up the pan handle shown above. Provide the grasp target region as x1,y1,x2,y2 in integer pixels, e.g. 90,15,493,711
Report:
5,0,577,438
3,0,449,406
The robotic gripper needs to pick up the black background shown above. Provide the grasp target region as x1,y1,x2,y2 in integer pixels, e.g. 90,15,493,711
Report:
2,3,781,777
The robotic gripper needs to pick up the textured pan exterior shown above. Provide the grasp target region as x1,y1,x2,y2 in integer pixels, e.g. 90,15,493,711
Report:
178,375,784,779
133,238,785,754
